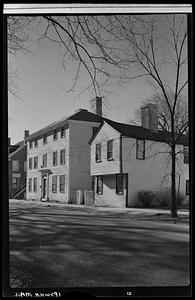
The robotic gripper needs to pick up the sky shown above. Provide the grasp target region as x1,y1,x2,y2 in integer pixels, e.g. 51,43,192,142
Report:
7,13,188,144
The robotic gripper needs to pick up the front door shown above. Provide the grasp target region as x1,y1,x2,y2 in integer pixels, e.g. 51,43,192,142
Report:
42,177,47,200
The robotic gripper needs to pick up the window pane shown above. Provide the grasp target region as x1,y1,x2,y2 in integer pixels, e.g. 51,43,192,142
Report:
116,174,123,194
96,144,101,161
42,154,47,167
53,151,58,166
43,134,47,144
184,146,189,164
29,178,32,192
53,130,58,141
97,176,103,194
33,177,37,192
60,175,65,193
52,175,57,193
186,180,189,195
12,160,19,171
61,127,65,138
107,140,113,160
136,139,145,159
29,158,32,170
60,149,65,165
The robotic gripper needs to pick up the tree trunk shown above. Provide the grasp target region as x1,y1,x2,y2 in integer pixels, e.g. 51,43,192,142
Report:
171,144,177,218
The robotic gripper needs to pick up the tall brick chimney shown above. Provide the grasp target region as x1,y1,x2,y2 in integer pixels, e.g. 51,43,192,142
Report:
141,103,158,133
90,96,102,116
24,130,29,143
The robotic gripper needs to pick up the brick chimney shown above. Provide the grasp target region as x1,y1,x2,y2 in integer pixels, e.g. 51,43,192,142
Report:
24,130,29,143
141,103,158,133
90,96,102,116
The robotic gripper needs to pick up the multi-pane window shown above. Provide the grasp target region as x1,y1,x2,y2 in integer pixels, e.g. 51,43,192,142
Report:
52,175,57,193
60,149,65,165
61,127,65,138
53,130,58,141
136,139,145,160
29,141,33,149
107,140,113,160
34,138,38,148
42,154,47,168
12,175,20,188
29,158,33,170
59,175,65,193
12,160,19,172
34,156,38,169
116,174,123,194
186,179,189,196
53,151,58,166
29,178,32,192
184,146,189,164
97,176,103,194
33,177,37,192
95,143,101,162
43,134,47,145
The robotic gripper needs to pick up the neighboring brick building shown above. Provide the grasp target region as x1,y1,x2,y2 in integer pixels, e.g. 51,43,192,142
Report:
8,130,29,199
25,98,103,203
89,104,189,208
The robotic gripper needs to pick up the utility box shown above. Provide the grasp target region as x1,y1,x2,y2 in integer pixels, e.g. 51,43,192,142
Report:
84,190,94,206
75,190,84,205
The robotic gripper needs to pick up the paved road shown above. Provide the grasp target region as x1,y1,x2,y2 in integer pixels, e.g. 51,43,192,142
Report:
9,202,190,288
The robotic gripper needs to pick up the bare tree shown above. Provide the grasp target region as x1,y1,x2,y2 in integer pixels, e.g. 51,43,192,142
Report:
109,14,189,217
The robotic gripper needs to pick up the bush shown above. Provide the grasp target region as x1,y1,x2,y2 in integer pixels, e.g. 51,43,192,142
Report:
136,191,155,208
135,189,185,209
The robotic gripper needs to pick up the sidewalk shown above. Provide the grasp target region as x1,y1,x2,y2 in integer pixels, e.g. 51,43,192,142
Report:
9,199,189,217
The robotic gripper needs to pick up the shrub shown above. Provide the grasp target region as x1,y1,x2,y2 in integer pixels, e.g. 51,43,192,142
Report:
137,191,155,208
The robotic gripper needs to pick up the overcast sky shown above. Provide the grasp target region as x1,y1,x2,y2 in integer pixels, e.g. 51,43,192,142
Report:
8,12,188,144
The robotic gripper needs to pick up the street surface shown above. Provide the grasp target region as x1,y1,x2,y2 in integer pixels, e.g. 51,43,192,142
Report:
9,201,190,288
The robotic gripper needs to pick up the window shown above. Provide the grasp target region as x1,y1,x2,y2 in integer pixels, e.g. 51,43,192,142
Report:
34,156,38,169
43,134,47,145
53,130,58,141
107,140,113,160
29,141,33,149
29,158,33,170
34,138,38,148
60,149,65,165
97,176,103,194
42,154,47,168
12,160,19,171
52,175,57,193
95,143,101,162
53,151,58,166
116,174,123,194
29,178,32,192
12,175,20,188
61,127,65,138
184,146,189,164
186,180,189,196
136,139,145,160
33,177,37,192
24,161,27,172
59,175,65,193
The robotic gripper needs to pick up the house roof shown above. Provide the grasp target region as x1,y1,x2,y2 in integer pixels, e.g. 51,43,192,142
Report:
9,143,27,159
89,119,189,146
26,109,103,141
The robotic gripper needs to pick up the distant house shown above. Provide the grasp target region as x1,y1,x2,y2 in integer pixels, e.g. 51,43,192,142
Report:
25,97,103,203
89,104,189,208
8,130,29,199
